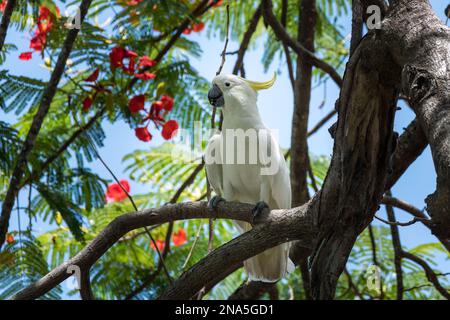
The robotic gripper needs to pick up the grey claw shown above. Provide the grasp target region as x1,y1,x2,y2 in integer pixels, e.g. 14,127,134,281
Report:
252,201,269,220
208,196,225,210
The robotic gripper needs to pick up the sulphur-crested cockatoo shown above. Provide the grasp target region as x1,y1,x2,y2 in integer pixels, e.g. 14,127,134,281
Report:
205,73,293,282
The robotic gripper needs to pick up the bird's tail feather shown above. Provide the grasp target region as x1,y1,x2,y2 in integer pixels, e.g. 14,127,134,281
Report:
236,221,293,283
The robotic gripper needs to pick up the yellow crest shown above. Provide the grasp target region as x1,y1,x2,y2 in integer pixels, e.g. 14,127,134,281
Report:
242,73,277,91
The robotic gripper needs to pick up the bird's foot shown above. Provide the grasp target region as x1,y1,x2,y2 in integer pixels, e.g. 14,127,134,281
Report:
252,201,269,223
208,195,226,210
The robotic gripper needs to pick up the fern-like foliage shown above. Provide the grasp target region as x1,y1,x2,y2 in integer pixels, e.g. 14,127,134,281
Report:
0,232,62,300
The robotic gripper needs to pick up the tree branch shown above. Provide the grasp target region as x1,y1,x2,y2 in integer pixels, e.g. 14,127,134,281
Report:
232,4,262,75
0,0,16,51
382,195,450,253
228,281,276,300
385,191,404,300
12,200,316,300
350,0,363,56
261,0,343,88
401,251,450,299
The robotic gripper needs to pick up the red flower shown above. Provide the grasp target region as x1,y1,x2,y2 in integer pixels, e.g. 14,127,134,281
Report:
105,179,130,202
192,22,205,32
138,56,156,68
161,120,179,140
39,6,51,20
172,228,187,246
6,233,14,244
84,68,99,82
29,31,47,52
82,97,93,111
183,28,192,35
128,95,145,112
109,47,139,74
160,95,174,111
135,72,156,80
0,1,7,13
150,239,165,251
135,127,152,142
37,6,56,33
109,46,126,69
19,52,32,61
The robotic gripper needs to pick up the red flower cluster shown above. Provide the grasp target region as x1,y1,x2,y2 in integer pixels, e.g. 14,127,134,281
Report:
172,228,187,246
150,239,165,251
183,21,205,35
109,47,157,81
130,94,178,142
150,228,187,252
105,179,130,203
19,6,60,61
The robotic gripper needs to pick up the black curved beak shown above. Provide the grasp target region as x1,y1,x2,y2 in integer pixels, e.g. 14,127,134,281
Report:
208,84,224,107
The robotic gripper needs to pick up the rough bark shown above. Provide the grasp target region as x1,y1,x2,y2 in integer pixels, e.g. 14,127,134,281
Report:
290,0,316,207
289,0,317,299
309,32,400,299
309,0,450,299
388,0,450,239
0,0,16,51
12,201,316,300
228,281,276,300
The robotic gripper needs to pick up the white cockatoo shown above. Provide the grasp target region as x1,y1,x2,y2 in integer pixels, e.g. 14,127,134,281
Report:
205,73,293,282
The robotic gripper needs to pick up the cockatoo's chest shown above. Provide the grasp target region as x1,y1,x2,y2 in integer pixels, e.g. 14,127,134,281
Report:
220,131,265,201
222,163,261,202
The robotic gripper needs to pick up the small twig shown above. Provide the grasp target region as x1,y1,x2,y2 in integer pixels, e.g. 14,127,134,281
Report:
385,190,404,300
404,284,433,292
343,268,364,300
401,250,450,299
216,2,230,75
93,147,173,285
374,215,427,227
232,3,262,75
181,222,204,269
307,156,319,193
368,224,383,299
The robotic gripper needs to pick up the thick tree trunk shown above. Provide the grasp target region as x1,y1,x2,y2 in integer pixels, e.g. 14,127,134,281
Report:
290,0,316,207
310,0,450,299
290,0,317,299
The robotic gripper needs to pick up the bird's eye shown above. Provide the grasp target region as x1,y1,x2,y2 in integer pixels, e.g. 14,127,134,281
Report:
225,82,231,87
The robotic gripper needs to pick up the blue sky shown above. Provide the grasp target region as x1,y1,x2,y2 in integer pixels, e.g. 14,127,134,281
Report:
2,0,449,294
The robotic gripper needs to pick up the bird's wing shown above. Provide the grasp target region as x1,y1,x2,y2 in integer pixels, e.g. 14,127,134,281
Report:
259,129,292,209
271,151,292,209
205,131,224,196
